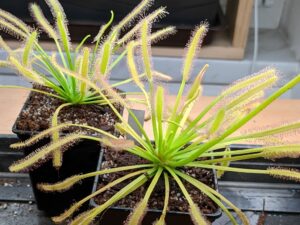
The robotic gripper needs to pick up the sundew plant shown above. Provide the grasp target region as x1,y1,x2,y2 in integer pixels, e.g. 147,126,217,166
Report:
8,22,300,225
0,0,173,104
0,0,175,168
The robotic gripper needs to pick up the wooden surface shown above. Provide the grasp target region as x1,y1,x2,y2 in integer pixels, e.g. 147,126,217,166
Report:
1,89,300,143
0,89,29,134
228,0,254,48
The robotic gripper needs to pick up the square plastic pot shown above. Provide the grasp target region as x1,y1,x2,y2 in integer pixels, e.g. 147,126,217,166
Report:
11,93,116,216
89,151,222,225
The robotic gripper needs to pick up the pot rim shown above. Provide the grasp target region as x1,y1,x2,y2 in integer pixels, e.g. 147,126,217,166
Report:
12,88,125,136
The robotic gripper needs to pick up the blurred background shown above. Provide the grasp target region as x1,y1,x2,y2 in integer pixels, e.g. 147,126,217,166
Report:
0,0,300,98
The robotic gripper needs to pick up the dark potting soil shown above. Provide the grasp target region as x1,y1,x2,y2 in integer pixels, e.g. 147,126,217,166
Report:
15,85,122,134
94,149,218,214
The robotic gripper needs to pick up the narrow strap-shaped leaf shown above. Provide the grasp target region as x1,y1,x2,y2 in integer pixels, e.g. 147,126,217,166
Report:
141,21,152,81
127,42,144,88
93,11,114,42
51,169,147,223
39,164,153,192
177,68,278,145
90,11,114,72
56,12,73,69
22,31,37,66
10,122,116,150
0,36,13,55
216,146,231,179
75,35,91,53
79,47,90,98
182,24,207,81
155,86,164,152
153,172,170,225
187,163,300,182
70,170,154,225
209,109,225,135
9,56,44,84
9,134,102,172
99,41,111,76
176,170,249,225
0,18,27,39
113,0,153,32
117,7,168,45
45,0,65,19
147,26,176,44
125,167,163,225
114,122,153,156
51,103,72,169
167,168,209,225
0,8,31,34
30,3,68,68
172,73,300,167
225,75,278,111
220,121,300,146
126,42,152,113
173,65,207,136
30,3,57,39
0,85,64,100
165,24,208,144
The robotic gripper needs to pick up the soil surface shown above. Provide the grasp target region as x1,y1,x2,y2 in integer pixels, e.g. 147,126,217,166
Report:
94,148,218,214
15,85,122,134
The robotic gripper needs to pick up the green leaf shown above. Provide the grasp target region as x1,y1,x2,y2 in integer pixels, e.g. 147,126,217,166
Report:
93,11,114,42
0,8,30,34
141,21,152,81
182,24,207,81
177,170,249,225
167,168,209,225
125,168,163,225
30,3,57,39
209,109,225,135
155,86,164,151
99,41,111,76
51,169,148,223
23,31,37,66
79,47,90,98
172,73,300,167
69,170,154,225
56,12,72,68
153,172,170,225
9,134,103,172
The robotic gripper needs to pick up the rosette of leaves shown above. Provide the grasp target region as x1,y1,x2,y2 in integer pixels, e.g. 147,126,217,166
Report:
0,0,175,168
8,21,300,225
0,0,174,103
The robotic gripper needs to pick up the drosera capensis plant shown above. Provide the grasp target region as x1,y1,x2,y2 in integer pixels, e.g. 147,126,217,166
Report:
0,0,174,104
0,0,175,168
8,21,300,225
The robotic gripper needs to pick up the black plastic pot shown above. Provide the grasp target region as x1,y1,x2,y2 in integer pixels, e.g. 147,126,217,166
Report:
90,151,222,225
11,93,115,216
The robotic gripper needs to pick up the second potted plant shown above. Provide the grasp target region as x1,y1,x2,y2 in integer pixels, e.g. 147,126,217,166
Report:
10,19,300,225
